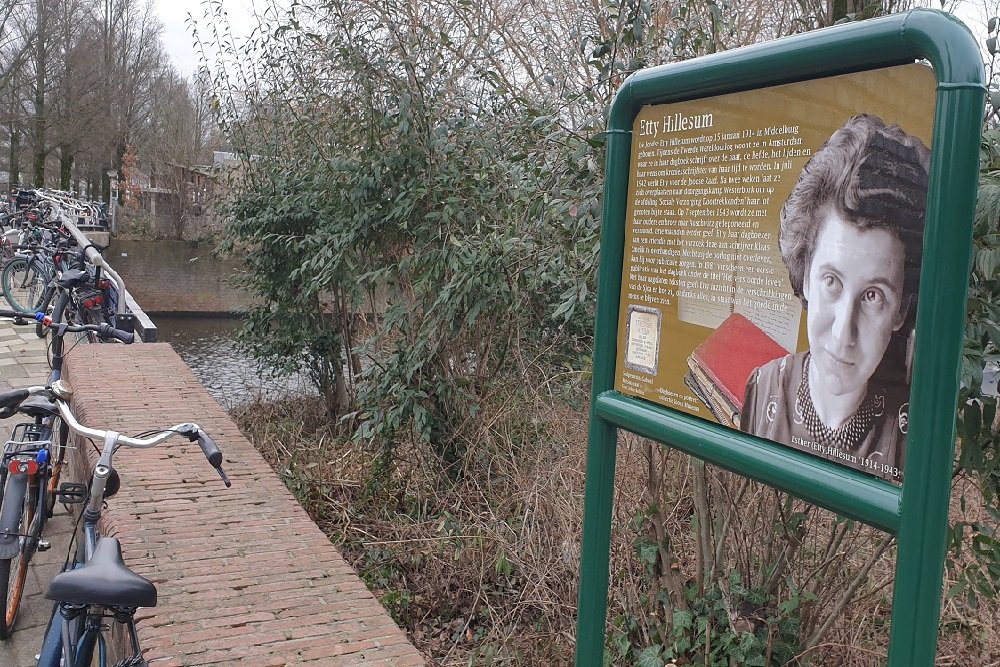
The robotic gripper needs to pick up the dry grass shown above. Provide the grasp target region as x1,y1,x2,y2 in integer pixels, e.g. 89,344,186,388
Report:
232,389,999,666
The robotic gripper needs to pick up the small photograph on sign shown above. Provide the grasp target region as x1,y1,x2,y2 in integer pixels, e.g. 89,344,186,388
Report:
613,64,935,483
624,305,661,375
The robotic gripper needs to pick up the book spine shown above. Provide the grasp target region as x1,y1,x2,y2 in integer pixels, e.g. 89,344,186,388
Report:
690,351,743,408
687,360,740,428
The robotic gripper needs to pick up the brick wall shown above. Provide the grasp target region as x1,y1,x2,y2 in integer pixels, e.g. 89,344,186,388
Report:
64,344,425,666
107,240,253,313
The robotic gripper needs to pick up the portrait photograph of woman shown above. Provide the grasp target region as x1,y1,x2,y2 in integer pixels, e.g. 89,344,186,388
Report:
739,114,930,482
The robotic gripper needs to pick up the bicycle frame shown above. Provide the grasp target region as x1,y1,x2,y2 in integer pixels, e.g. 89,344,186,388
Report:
34,391,227,667
37,427,168,667
0,419,60,636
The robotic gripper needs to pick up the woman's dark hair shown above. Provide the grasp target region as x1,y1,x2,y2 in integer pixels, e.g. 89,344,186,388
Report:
779,114,930,330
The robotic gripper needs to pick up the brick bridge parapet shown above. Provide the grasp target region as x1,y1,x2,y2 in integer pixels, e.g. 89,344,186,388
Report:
63,343,425,666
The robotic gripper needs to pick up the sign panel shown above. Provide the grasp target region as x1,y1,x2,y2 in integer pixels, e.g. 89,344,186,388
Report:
614,64,936,482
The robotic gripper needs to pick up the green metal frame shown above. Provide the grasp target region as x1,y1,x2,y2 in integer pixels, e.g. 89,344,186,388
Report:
576,9,985,667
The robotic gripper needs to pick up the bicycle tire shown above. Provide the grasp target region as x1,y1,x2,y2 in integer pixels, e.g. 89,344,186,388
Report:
0,473,35,639
2,257,46,313
0,257,28,310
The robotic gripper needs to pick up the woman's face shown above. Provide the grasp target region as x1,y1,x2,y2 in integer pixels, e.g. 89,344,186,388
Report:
803,210,907,398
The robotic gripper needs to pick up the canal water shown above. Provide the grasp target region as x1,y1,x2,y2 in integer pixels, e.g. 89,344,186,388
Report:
152,314,315,408
102,239,315,407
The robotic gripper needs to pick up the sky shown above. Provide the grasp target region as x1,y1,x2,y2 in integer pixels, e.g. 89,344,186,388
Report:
155,0,263,78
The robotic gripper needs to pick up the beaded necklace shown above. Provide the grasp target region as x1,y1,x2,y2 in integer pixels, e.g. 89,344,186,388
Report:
795,353,878,450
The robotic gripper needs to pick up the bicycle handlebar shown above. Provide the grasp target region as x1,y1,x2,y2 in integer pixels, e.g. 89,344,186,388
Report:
196,430,223,467
192,428,231,486
40,387,231,487
0,388,29,409
0,381,226,464
0,310,135,343
92,322,134,344
57,404,232,487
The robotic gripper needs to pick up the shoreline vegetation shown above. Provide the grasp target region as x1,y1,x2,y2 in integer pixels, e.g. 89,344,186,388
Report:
232,392,998,665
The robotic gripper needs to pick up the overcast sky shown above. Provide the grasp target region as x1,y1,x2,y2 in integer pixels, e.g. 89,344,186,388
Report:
154,0,263,77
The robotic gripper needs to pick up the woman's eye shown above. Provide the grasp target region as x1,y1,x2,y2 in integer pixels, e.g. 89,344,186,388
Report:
820,274,840,293
861,288,885,305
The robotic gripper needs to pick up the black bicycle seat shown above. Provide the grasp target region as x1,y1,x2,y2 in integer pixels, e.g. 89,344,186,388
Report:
46,537,157,608
57,269,89,288
17,395,59,419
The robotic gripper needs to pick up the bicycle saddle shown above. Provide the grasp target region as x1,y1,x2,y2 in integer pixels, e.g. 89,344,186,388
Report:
17,395,59,419
46,537,157,608
56,269,89,288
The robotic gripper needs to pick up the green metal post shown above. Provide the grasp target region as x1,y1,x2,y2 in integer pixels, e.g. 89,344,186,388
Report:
887,83,985,665
575,98,634,666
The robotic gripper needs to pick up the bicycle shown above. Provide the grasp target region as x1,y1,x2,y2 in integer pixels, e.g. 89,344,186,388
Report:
2,243,59,314
22,240,114,341
0,309,133,638
0,208,69,313
1,199,125,341
26,375,230,667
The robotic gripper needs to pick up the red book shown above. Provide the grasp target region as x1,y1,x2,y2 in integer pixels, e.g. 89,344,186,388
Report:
688,313,788,410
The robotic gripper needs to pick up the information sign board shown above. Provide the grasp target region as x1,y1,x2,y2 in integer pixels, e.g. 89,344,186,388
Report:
615,65,936,483
575,11,986,667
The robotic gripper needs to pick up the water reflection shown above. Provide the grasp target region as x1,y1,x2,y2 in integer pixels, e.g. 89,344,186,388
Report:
152,314,316,408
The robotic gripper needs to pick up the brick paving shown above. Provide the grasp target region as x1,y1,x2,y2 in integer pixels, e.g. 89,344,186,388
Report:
61,343,425,666
0,317,75,667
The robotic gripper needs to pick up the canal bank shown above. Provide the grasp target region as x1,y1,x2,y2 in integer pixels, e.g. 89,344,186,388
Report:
107,239,252,314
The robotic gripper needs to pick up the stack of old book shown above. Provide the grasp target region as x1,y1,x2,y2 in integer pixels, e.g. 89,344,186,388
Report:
684,313,787,429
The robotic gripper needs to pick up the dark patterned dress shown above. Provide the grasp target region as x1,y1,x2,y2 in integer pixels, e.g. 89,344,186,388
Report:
741,352,908,482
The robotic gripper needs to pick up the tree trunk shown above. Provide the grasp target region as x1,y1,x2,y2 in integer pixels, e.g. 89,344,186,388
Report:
59,145,73,190
32,0,46,186
828,0,876,24
7,127,19,186
101,167,110,203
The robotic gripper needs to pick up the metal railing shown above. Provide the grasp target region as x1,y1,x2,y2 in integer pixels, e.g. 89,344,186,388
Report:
50,208,157,342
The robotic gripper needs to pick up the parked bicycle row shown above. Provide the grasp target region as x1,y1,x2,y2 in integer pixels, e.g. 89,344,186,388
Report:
5,188,109,232
0,189,231,666
0,189,123,338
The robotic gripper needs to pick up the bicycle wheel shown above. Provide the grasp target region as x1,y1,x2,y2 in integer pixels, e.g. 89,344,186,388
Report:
2,257,47,313
0,472,35,639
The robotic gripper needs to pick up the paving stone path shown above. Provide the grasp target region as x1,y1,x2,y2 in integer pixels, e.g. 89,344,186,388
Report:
0,318,74,667
0,322,424,666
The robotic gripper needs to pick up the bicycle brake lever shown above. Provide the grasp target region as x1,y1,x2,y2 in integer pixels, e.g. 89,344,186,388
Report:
173,423,200,441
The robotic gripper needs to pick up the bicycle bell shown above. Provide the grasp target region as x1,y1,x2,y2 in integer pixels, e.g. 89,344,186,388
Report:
51,379,73,401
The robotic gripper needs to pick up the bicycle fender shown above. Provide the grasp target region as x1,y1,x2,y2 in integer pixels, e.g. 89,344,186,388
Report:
0,473,28,559
35,600,63,667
